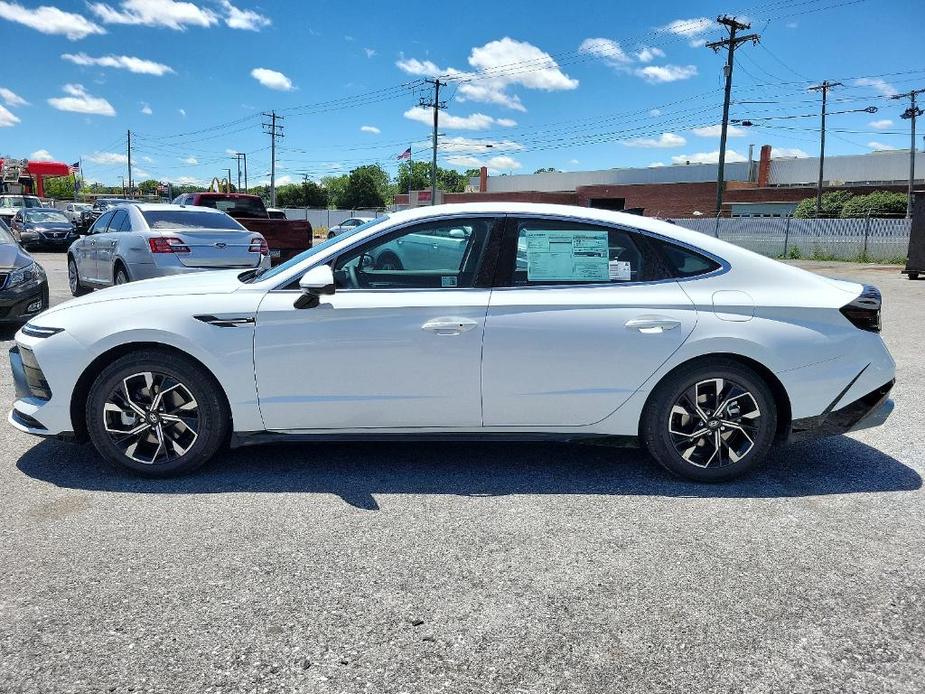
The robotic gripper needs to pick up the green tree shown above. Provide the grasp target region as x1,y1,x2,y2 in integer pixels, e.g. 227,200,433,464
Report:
340,164,391,208
320,175,350,208
396,161,470,194
137,179,160,195
534,167,560,174
793,190,854,218
42,175,77,200
839,190,908,217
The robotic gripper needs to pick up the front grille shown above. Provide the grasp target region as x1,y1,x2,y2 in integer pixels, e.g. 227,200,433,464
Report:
0,273,7,289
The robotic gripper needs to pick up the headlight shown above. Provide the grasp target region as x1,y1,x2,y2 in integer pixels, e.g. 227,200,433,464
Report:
6,262,45,288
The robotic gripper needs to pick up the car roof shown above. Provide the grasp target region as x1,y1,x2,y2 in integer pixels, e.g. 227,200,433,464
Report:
126,202,228,213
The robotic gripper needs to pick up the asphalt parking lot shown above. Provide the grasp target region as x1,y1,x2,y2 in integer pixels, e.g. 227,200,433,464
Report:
0,253,922,693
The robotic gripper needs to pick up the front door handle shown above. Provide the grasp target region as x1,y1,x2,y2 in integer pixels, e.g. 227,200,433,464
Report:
625,317,682,334
421,317,479,336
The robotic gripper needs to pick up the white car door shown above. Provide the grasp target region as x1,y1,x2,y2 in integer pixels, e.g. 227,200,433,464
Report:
253,215,502,430
481,217,701,428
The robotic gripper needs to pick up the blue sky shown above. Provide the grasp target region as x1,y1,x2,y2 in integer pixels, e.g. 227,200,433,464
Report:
1,0,922,187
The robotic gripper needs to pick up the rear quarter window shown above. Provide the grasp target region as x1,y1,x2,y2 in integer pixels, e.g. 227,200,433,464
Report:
652,238,722,278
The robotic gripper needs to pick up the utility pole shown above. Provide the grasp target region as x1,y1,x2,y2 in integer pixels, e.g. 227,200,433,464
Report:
892,88,924,218
808,80,842,217
233,154,242,191
262,111,284,207
225,168,233,193
126,129,133,199
706,16,759,216
419,79,446,205
118,175,126,197
238,152,248,193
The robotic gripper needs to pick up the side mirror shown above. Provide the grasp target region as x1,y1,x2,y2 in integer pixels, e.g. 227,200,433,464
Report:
448,228,469,239
294,265,335,309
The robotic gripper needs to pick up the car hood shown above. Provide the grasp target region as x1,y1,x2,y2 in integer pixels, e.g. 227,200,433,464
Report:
0,242,31,270
40,268,246,317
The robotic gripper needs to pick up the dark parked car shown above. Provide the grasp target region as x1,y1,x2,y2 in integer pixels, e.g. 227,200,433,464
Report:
0,219,48,327
10,208,78,251
77,198,134,234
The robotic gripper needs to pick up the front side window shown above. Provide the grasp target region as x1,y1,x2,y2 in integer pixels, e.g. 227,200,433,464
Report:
507,219,658,286
91,211,114,234
333,218,493,290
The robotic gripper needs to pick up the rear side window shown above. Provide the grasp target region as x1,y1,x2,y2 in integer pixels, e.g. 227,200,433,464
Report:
507,220,663,285
142,210,245,230
651,238,721,278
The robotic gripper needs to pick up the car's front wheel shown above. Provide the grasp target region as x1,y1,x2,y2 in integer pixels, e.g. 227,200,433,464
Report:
86,351,229,476
641,359,777,482
68,257,90,296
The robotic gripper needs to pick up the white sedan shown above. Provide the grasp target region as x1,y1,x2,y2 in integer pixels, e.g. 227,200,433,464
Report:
8,203,895,481
327,216,374,239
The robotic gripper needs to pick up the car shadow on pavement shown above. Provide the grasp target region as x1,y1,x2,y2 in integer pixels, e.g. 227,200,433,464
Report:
16,435,922,509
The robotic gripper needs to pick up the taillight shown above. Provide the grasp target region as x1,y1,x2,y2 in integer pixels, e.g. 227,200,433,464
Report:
148,237,190,254
840,285,881,333
249,237,269,254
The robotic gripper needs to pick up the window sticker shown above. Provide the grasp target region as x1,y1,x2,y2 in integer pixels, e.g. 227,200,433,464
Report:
524,230,609,282
441,276,458,288
609,260,632,281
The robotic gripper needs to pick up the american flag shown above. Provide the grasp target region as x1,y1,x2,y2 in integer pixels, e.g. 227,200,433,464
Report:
396,147,412,160
69,161,80,174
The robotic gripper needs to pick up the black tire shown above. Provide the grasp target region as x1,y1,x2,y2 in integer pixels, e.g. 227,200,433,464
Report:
641,358,777,482
114,265,130,285
68,256,90,296
86,350,229,477
909,272,920,280
327,231,336,240
375,252,403,271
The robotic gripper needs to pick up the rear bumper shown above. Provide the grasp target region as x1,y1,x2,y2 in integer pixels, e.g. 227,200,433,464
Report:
790,380,894,442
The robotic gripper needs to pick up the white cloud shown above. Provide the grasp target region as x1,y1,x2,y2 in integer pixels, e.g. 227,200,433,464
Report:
623,132,686,148
786,21,798,29
671,150,748,165
648,162,665,167
0,104,20,127
691,124,746,138
869,119,893,130
868,141,898,151
364,47,376,58
578,38,632,66
220,0,269,30
658,17,714,46
360,125,380,134
224,148,237,155
62,52,174,76
397,37,577,113
439,136,523,153
274,174,293,185
649,108,661,117
0,1,105,39
0,87,28,107
178,108,186,117
250,67,293,91
142,155,155,163
182,156,198,165
140,102,152,114
176,175,200,185
770,147,809,158
635,64,698,83
89,0,217,30
134,167,151,178
404,106,512,131
568,158,579,165
853,77,897,97
446,153,522,174
47,84,115,116
495,117,518,127
635,46,665,63
30,149,54,161
86,151,128,165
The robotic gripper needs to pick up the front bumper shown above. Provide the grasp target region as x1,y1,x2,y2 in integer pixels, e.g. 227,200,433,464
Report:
790,380,895,442
0,280,48,324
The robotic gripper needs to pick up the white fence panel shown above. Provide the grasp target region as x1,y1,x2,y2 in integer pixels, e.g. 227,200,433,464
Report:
280,208,381,230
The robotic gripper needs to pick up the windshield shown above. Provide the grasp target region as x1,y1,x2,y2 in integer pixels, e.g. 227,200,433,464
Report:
1,196,42,209
249,216,390,283
24,210,69,223
195,196,267,218
142,210,245,230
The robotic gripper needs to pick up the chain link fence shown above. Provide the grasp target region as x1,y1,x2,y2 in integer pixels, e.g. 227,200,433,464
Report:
672,215,911,263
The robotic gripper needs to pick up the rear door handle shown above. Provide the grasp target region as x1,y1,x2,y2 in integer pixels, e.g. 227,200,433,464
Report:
421,317,479,336
625,317,682,334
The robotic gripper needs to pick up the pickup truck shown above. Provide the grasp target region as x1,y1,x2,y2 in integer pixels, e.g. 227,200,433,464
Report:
172,192,311,264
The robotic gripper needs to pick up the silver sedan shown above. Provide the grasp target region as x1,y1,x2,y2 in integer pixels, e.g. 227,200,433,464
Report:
67,203,271,296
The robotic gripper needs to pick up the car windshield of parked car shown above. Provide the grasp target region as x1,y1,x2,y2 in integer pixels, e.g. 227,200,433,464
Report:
249,216,390,284
1,196,42,209
195,196,266,218
142,210,246,231
24,210,69,224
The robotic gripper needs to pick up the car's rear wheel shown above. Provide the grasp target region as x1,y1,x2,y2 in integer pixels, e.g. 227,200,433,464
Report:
86,351,229,476
114,265,130,285
642,359,777,482
327,231,335,240
68,257,90,296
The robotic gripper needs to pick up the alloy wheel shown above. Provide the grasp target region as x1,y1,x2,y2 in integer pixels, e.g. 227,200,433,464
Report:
68,261,78,293
668,378,761,468
103,371,199,465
